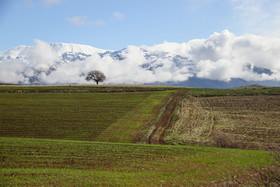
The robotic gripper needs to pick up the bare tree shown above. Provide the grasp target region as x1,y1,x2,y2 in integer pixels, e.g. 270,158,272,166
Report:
85,70,106,85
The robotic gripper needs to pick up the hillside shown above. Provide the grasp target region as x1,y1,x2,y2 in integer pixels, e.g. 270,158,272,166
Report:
231,84,270,89
0,85,279,147
0,85,279,185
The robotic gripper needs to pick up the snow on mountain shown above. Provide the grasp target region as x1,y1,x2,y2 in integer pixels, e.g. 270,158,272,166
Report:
0,45,32,61
49,42,107,55
0,41,107,62
1,30,280,87
50,42,108,62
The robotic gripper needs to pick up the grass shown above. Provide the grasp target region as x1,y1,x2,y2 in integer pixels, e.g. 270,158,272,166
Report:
0,90,173,142
164,97,215,145
0,85,279,185
0,137,274,186
0,85,178,93
96,90,174,142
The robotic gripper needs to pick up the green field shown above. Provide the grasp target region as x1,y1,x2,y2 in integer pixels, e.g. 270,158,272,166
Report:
0,85,178,93
0,85,279,185
0,137,273,186
0,90,173,142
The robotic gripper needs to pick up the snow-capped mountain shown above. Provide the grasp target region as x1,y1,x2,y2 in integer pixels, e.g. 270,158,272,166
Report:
0,45,32,61
0,42,106,62
1,31,280,87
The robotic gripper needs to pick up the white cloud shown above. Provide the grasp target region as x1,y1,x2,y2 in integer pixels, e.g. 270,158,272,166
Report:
66,12,124,28
44,0,61,6
1,31,280,85
196,59,240,82
190,30,280,81
66,16,105,26
113,12,125,20
231,0,280,36
24,0,61,7
0,39,60,84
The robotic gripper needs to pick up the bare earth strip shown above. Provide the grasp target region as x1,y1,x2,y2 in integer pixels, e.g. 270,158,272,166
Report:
148,90,186,144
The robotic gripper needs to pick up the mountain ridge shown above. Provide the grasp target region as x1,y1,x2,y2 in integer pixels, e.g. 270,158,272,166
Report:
1,31,280,87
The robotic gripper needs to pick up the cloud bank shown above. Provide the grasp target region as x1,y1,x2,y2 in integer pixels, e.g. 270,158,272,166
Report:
0,30,280,85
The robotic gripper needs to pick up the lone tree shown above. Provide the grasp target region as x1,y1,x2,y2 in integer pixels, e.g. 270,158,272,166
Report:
85,70,106,85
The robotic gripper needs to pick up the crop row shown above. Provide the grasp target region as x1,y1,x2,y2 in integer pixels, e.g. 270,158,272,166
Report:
0,91,172,141
199,95,280,149
0,137,273,186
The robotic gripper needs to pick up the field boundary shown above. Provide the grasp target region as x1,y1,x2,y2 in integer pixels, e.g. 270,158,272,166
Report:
0,85,181,93
148,90,186,144
96,90,175,143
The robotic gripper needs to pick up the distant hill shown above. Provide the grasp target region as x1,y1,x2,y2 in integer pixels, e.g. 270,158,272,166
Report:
0,83,15,85
231,84,270,89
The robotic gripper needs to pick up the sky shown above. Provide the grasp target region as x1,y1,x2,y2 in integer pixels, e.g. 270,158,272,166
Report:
1,0,280,85
1,0,280,51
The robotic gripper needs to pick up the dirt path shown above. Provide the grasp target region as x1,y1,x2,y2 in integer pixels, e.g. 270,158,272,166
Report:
147,90,186,144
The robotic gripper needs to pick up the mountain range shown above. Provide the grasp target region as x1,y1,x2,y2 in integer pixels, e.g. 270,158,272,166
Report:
1,31,280,88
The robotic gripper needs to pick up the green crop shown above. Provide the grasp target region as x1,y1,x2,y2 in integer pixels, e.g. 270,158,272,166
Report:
0,137,273,186
0,91,173,142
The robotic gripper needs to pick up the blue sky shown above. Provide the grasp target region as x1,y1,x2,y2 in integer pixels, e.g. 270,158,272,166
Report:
0,0,280,51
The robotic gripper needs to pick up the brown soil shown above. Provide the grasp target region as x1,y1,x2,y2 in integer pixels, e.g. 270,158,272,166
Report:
147,90,185,144
199,95,280,149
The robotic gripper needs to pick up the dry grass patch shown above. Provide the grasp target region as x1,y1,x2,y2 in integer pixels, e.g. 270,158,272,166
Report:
164,95,280,149
200,95,280,149
164,97,216,145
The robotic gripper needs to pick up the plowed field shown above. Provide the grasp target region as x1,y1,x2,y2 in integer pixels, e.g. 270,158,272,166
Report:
200,95,280,149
